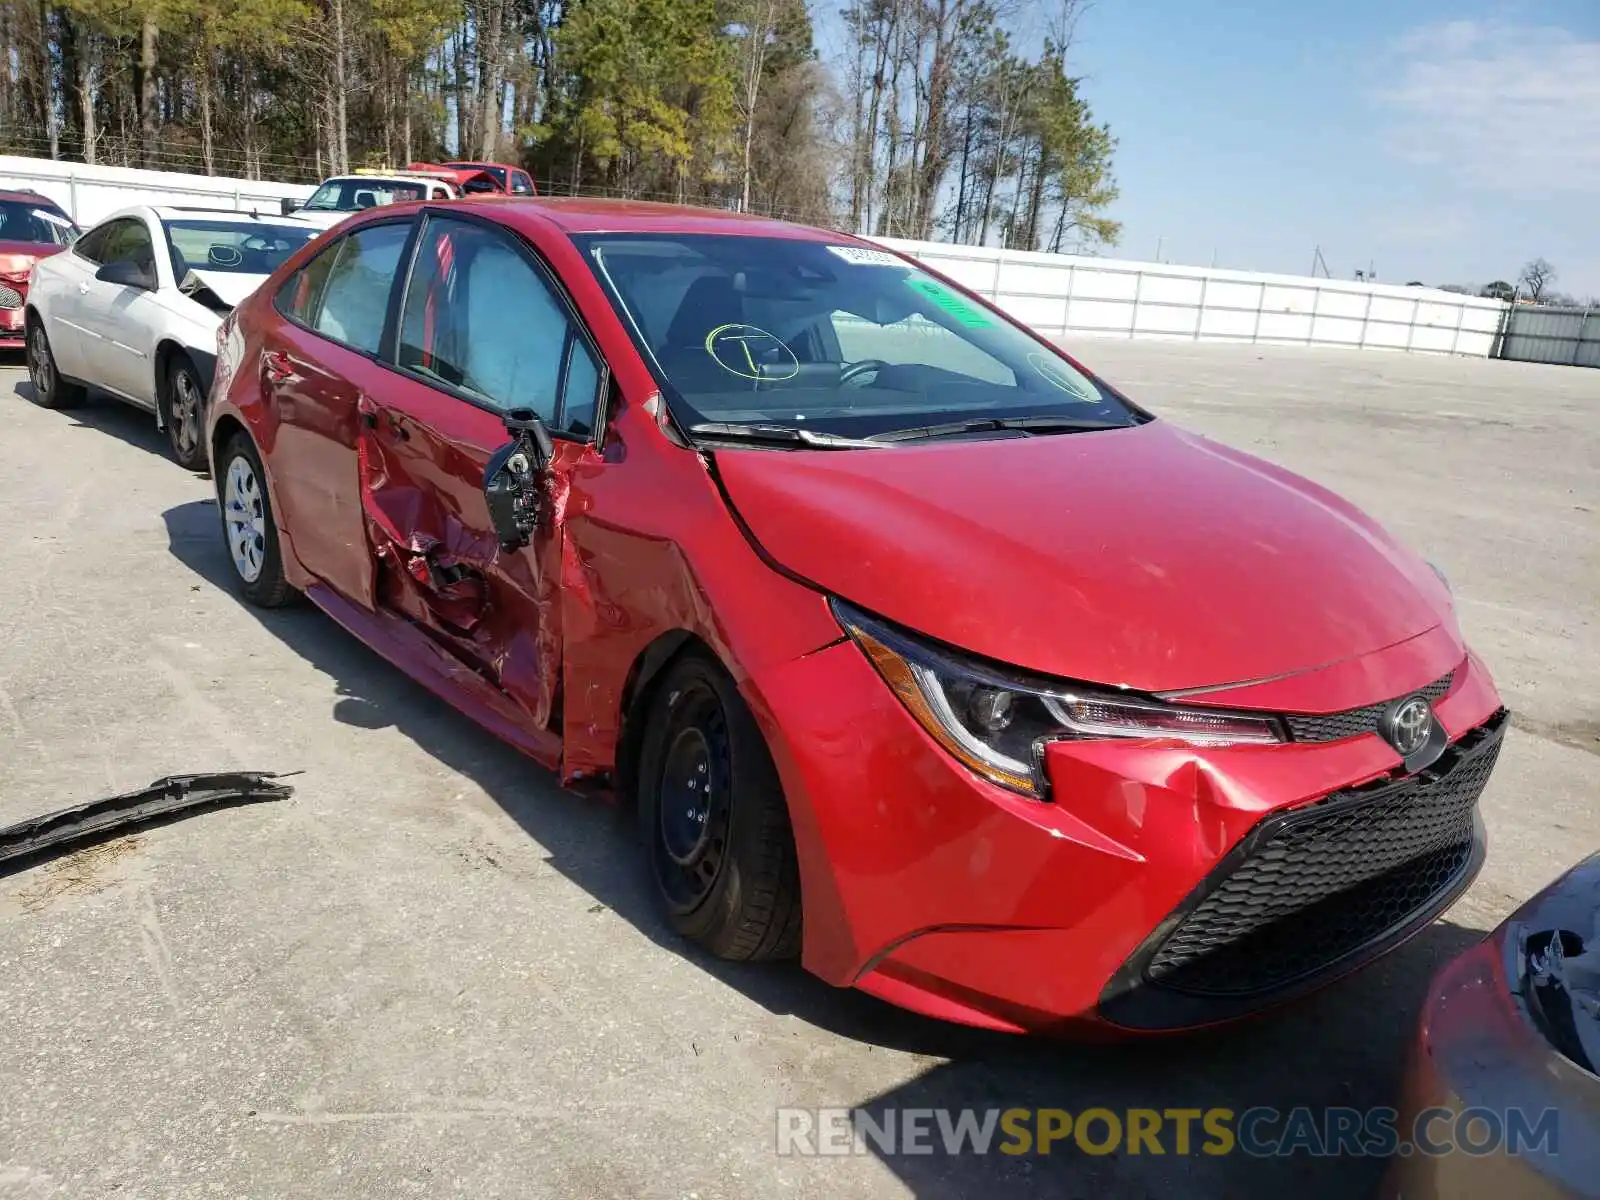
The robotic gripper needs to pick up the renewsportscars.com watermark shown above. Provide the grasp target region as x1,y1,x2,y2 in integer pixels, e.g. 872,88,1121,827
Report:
776,1106,1561,1159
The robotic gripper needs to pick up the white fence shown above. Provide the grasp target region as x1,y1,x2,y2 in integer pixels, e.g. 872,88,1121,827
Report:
876,237,1510,359
0,154,1519,361
0,155,313,226
1499,304,1600,368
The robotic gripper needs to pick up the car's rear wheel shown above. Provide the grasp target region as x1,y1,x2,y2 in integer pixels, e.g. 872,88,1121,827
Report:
162,355,208,471
25,317,85,409
218,433,297,608
636,652,803,961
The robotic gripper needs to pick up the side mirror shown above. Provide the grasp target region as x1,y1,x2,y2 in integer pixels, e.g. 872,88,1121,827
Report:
95,260,155,290
280,197,303,216
484,408,555,552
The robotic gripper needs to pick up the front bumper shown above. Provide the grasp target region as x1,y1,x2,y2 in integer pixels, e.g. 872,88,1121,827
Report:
746,639,1506,1034
0,297,26,345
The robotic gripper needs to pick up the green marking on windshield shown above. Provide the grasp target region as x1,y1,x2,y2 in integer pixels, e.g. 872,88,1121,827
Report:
905,277,995,328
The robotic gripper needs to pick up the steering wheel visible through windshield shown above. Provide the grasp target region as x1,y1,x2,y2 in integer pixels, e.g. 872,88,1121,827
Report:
575,233,1144,444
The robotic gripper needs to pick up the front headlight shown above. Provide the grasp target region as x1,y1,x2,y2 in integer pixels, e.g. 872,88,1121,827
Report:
833,600,1284,799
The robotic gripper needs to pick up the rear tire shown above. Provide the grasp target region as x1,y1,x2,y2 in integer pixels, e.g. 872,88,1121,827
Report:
217,432,297,608
25,316,86,409
636,652,803,961
162,354,208,471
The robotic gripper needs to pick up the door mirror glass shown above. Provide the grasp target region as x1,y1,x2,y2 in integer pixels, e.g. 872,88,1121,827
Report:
484,408,555,551
280,197,303,216
95,259,154,290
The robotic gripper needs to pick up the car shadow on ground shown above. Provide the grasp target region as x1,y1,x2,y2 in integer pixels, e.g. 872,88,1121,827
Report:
162,496,1487,1199
10,378,186,468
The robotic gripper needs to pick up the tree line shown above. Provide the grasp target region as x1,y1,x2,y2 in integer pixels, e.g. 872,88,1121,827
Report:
0,0,1120,251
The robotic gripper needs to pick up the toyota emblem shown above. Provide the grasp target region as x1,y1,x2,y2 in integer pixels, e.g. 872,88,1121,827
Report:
1386,696,1434,758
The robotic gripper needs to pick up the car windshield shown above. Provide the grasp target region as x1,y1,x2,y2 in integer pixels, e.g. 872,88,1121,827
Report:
303,179,426,211
575,233,1141,441
0,200,78,246
163,220,315,276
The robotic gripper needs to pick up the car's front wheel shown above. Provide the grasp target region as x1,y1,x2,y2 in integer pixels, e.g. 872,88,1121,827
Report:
217,433,297,608
163,355,208,471
636,652,803,961
25,316,86,410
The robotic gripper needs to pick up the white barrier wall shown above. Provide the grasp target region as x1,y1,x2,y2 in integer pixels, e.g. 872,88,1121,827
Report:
0,154,1513,360
875,237,1510,359
0,156,314,226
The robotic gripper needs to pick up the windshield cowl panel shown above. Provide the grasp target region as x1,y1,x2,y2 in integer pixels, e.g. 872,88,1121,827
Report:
573,232,1143,443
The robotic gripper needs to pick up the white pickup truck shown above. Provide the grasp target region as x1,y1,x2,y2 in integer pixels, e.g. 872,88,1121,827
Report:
283,170,460,231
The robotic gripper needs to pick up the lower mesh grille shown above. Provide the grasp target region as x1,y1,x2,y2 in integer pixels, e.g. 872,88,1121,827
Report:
0,283,21,311
1144,714,1503,997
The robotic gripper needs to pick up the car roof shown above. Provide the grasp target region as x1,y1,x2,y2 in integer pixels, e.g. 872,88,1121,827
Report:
457,195,858,242
150,206,316,225
0,188,68,211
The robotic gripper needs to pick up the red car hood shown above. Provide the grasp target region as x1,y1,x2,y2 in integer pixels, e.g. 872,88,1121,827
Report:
0,241,62,276
713,421,1454,693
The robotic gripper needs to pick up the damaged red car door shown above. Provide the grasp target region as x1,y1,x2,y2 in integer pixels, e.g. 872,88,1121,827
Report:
262,218,415,608
352,212,604,738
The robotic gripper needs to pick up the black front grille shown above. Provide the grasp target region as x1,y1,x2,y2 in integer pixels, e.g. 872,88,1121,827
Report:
0,283,21,311
1283,665,1459,743
1143,713,1503,998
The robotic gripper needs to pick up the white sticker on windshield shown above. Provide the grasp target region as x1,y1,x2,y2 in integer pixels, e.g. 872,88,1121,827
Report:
31,208,73,228
826,245,904,268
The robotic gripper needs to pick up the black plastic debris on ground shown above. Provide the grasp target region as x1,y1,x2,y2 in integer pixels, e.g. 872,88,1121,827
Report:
0,773,294,874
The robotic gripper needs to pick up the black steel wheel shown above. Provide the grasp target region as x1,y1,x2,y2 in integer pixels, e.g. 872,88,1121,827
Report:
637,652,802,961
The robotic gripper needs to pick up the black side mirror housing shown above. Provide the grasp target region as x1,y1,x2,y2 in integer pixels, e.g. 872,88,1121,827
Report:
95,260,155,291
280,197,303,216
484,408,556,552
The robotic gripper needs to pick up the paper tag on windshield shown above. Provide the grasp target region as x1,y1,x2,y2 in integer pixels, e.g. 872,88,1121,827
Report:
31,208,73,228
826,245,903,268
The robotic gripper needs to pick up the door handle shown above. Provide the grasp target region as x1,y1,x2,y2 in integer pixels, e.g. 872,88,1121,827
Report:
263,351,294,385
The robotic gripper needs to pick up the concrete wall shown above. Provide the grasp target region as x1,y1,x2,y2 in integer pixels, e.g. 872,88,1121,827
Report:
875,237,1510,359
0,156,314,226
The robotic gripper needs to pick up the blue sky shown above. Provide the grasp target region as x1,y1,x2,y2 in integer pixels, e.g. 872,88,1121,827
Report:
820,0,1600,293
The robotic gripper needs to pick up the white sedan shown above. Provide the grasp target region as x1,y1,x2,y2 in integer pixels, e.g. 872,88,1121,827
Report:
24,205,319,469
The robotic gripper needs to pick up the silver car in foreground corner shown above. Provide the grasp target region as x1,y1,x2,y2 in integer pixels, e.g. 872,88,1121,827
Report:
24,205,318,469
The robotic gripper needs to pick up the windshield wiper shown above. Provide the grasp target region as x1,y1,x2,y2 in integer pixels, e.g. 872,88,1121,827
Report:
868,415,1123,443
687,422,889,450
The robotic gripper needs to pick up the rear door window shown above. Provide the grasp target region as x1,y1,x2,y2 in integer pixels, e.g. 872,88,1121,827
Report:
395,215,601,437
311,222,411,354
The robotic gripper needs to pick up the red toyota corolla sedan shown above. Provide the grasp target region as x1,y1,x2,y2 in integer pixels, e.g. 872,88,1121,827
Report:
205,197,1507,1034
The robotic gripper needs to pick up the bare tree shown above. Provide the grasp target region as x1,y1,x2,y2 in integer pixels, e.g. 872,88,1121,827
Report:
1519,258,1557,303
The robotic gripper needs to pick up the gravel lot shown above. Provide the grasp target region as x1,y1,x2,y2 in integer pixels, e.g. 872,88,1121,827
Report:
0,342,1596,1200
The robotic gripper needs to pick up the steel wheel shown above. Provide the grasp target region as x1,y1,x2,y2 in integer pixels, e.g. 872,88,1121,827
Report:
224,453,267,583
651,684,734,913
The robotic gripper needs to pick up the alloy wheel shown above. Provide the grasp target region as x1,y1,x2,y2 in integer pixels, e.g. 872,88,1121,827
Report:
224,454,267,583
27,324,53,398
171,370,202,459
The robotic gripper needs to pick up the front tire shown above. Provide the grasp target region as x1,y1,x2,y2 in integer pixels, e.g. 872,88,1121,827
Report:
25,316,86,409
637,653,803,961
217,432,297,608
162,355,208,471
